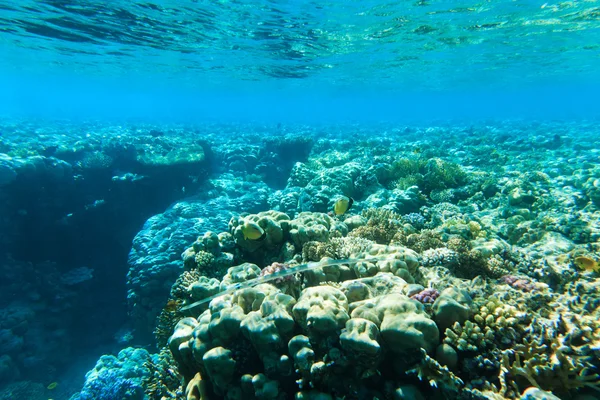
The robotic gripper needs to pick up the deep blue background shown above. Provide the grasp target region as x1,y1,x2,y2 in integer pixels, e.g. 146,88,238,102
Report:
2,69,598,123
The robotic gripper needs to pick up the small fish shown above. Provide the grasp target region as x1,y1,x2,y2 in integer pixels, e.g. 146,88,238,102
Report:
241,221,266,241
333,196,354,216
47,382,58,390
574,256,599,273
165,299,180,312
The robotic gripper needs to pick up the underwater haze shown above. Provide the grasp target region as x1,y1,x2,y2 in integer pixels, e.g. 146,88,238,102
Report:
1,1,600,400
2,0,600,122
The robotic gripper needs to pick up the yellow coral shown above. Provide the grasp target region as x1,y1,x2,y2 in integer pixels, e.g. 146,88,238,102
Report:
348,208,402,245
445,296,528,353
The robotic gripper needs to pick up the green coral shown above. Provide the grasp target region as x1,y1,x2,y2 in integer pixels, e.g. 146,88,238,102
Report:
348,208,403,245
445,237,512,279
388,157,467,194
444,295,528,353
143,348,182,399
403,229,444,253
422,158,468,193
500,333,600,398
137,143,205,167
160,193,600,400
388,156,426,190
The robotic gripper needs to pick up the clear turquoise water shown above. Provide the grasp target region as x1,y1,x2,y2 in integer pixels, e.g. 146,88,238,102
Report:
1,0,600,121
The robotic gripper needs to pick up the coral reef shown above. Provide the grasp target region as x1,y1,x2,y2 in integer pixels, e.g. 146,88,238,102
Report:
348,208,403,245
4,120,599,399
71,348,152,400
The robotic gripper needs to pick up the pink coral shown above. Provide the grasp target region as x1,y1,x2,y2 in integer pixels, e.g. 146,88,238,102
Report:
410,288,440,304
501,275,536,292
260,262,297,285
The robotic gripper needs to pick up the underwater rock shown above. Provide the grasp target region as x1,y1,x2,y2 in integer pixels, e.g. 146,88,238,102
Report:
288,162,317,188
339,318,381,359
202,347,236,393
293,286,350,335
0,155,17,186
508,187,537,206
136,143,205,167
189,277,221,302
0,354,19,382
520,387,562,400
583,177,600,207
435,343,458,369
352,293,439,353
363,186,425,215
341,272,407,304
241,293,296,358
295,390,333,400
432,288,472,332
241,372,280,399
530,231,575,256
44,121,600,400
209,302,245,343
353,244,420,283
168,318,198,374
185,372,208,400
393,384,426,400
222,262,262,286
288,335,315,375
343,214,368,230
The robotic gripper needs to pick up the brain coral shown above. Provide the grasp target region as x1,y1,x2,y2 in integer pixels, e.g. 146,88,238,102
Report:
229,210,290,253
165,242,438,399
288,212,348,250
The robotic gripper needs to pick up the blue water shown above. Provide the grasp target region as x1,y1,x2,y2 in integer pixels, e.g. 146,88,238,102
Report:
1,0,600,122
1,1,600,399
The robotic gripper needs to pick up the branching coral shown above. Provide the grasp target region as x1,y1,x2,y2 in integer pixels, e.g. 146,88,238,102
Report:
388,156,426,190
445,295,529,353
155,270,201,348
153,197,597,400
402,213,427,230
421,248,460,269
407,348,464,396
155,299,186,350
500,335,600,398
444,237,513,279
77,151,114,170
348,208,403,245
302,237,376,266
451,282,600,399
445,320,494,352
423,158,468,194
403,229,445,253
143,348,183,399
